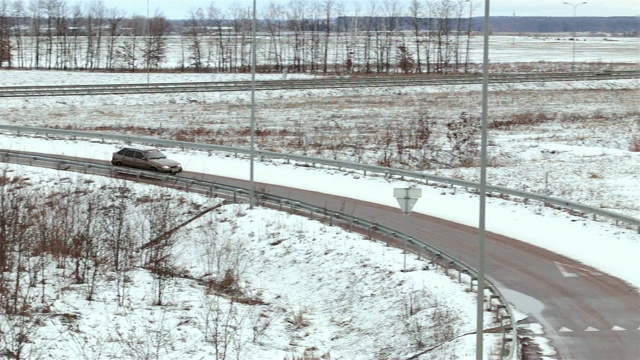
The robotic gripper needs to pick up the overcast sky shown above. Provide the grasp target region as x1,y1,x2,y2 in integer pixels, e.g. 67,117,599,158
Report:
96,0,638,19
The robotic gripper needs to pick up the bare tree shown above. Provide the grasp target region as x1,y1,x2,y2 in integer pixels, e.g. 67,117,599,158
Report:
408,0,424,73
84,0,107,69
464,0,479,73
208,4,227,72
286,0,307,73
27,0,45,68
413,109,437,169
396,41,415,73
361,0,378,73
140,191,182,306
446,111,480,166
105,7,124,70
9,0,26,68
185,8,206,70
144,11,171,70
321,0,334,73
453,0,468,72
264,1,286,72
228,3,251,72
0,0,11,67
116,16,145,70
381,0,402,74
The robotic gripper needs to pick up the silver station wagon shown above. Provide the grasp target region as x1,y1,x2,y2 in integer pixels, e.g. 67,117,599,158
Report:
111,147,183,174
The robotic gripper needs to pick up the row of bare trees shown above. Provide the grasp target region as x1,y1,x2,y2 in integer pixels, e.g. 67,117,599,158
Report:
0,0,171,70
0,0,478,74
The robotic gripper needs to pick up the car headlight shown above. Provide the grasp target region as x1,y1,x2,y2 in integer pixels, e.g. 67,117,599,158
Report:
161,165,170,169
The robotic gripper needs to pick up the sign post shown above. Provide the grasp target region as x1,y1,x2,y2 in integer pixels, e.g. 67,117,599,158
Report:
394,187,422,271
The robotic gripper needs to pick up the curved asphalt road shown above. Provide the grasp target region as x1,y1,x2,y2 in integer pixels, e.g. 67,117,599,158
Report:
191,172,640,360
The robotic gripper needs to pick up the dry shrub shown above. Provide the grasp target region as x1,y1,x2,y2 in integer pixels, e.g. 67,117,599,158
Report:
287,309,311,329
219,269,237,290
629,135,640,152
490,112,555,129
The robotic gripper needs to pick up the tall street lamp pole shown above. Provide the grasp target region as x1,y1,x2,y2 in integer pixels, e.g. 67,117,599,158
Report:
147,0,150,84
477,0,490,358
249,0,257,209
563,1,587,72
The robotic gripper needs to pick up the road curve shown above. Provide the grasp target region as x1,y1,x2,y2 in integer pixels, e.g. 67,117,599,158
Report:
191,171,640,360
1,153,638,359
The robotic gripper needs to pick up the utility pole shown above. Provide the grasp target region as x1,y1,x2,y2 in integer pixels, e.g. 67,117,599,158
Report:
563,1,587,72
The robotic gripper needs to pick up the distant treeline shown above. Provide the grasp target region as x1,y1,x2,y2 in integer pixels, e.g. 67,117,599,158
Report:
476,16,638,34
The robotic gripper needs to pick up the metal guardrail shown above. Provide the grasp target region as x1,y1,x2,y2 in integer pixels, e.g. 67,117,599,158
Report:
0,150,520,360
0,70,637,97
2,124,639,233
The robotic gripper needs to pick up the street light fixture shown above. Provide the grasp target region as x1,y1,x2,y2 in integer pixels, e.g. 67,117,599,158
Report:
563,1,587,72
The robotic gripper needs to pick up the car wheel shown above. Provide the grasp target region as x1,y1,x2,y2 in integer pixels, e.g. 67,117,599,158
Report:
114,161,123,166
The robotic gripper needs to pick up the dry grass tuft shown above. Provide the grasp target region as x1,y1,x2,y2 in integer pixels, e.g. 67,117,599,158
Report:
629,135,640,152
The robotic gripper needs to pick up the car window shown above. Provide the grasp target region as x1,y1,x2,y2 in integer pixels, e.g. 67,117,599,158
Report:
124,150,135,157
146,150,166,160
134,151,144,159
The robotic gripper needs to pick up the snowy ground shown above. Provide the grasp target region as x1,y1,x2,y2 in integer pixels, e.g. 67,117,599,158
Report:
0,164,505,360
0,41,638,359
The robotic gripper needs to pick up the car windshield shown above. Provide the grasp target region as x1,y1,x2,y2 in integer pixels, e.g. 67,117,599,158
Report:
146,150,166,160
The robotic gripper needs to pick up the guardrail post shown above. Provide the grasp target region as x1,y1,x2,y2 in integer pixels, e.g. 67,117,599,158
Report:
447,260,455,273
431,253,442,269
459,269,469,283
490,295,500,311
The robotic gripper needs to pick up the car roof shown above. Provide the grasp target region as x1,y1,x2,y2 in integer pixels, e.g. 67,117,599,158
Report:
119,147,159,152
